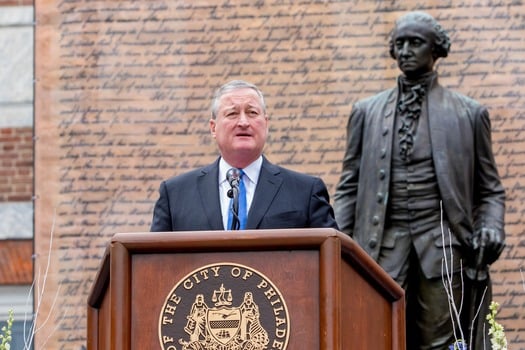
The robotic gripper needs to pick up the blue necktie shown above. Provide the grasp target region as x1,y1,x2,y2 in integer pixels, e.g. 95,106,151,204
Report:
228,169,247,230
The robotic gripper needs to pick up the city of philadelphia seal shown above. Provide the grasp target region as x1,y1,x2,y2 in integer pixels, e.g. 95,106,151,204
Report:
158,262,290,350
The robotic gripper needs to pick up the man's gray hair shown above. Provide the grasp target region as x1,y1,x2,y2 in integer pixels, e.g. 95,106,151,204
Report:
211,80,266,119
389,11,451,60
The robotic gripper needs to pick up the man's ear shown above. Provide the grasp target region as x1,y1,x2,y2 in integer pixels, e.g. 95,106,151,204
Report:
209,118,216,138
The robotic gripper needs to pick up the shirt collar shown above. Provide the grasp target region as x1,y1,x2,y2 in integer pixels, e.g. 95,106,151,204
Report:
219,156,262,185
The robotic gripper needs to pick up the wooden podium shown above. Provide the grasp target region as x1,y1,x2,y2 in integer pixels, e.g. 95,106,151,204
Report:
87,228,405,349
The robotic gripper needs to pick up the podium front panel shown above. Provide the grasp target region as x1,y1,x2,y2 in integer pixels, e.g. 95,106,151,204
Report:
131,250,320,349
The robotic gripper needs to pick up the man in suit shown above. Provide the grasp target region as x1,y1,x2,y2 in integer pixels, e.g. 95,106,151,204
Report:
333,12,505,350
151,79,338,232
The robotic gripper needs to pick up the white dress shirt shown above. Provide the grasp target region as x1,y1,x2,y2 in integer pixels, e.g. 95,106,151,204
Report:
219,156,262,230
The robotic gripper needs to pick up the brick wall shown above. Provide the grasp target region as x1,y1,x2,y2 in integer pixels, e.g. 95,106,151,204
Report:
0,4,35,238
0,127,33,202
0,1,33,6
1,2,38,340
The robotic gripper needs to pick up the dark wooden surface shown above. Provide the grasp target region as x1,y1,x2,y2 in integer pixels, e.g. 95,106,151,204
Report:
87,228,405,350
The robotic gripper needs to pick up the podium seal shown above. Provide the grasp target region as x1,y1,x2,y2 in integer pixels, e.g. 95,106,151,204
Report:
159,262,290,350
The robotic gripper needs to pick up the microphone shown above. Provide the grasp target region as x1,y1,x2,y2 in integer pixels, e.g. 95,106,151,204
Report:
226,168,241,230
226,168,241,188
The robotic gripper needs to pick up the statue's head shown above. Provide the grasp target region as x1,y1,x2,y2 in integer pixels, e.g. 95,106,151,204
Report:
388,12,451,78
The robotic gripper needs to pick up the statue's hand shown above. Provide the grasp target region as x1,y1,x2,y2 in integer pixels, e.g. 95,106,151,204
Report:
472,227,505,266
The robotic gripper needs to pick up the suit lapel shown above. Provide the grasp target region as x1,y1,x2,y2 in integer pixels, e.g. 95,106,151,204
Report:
426,84,449,185
197,158,225,230
384,88,397,139
426,83,459,218
246,158,283,229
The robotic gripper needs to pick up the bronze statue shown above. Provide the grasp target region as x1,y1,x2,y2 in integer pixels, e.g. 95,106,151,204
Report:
334,11,506,350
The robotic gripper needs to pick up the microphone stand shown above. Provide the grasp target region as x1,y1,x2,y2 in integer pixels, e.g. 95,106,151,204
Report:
229,185,240,230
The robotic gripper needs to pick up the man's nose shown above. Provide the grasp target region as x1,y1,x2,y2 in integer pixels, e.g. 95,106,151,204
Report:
237,112,250,125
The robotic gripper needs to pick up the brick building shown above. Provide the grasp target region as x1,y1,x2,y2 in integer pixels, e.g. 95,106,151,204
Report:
0,2,34,348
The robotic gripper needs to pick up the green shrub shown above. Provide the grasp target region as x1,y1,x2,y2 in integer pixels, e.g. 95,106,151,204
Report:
0,309,14,350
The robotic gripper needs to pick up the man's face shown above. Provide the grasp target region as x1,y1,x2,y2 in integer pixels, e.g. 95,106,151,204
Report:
392,20,436,78
210,88,268,167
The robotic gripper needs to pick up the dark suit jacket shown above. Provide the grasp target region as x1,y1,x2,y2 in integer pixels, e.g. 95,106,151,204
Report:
151,156,338,231
334,74,505,279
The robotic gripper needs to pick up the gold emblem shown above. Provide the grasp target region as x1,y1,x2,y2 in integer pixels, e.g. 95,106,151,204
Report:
159,263,290,350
